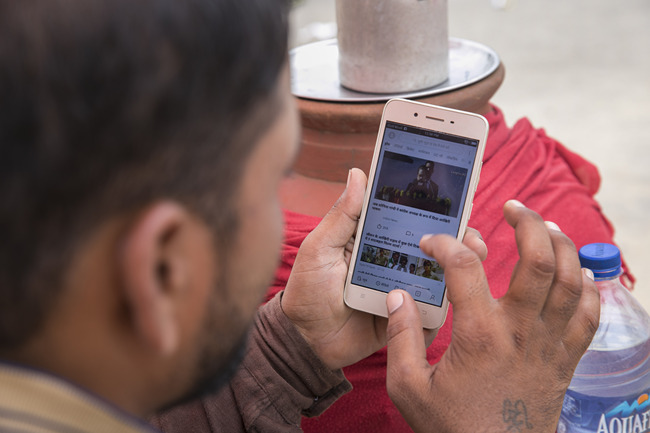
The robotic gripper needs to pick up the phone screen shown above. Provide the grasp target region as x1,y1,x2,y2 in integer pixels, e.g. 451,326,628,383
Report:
350,120,481,307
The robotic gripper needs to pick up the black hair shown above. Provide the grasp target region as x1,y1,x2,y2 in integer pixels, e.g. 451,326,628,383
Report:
0,0,290,349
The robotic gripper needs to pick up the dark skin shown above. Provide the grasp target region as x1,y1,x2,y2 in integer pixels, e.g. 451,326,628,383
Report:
384,203,599,432
283,168,599,432
6,65,598,430
282,169,483,369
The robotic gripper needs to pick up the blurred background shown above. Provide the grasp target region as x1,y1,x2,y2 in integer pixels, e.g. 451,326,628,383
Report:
289,0,650,309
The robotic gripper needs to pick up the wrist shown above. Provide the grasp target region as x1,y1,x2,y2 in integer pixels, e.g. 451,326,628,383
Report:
279,291,339,370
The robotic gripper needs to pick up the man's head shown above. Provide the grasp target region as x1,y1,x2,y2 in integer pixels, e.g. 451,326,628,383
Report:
424,160,434,177
0,0,295,415
416,166,427,182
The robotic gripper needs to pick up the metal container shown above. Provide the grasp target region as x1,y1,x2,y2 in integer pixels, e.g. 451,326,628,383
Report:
336,0,449,93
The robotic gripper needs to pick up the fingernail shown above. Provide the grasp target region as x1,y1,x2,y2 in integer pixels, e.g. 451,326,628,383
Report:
346,169,352,188
507,199,525,208
545,221,562,232
387,291,404,314
583,268,594,281
420,234,433,243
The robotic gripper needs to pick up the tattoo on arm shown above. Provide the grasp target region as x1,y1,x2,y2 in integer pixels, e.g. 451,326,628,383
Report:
502,399,533,432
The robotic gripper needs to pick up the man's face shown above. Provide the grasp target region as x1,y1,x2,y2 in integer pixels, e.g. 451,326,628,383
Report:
172,68,300,406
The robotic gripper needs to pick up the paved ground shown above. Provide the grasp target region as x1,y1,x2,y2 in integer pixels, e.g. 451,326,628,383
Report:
290,0,650,310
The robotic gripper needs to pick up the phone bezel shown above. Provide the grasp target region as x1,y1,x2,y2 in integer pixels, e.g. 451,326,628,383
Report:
343,98,488,329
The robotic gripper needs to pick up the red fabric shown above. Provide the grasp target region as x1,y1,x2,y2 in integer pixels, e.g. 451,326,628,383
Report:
266,105,633,433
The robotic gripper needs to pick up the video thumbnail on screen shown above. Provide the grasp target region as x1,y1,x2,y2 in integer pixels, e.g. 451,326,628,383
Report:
374,151,468,218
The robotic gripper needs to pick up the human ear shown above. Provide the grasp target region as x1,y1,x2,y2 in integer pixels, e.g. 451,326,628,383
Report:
117,201,194,356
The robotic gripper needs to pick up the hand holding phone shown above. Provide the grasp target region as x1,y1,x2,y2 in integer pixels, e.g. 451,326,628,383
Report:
281,167,487,371
344,99,488,329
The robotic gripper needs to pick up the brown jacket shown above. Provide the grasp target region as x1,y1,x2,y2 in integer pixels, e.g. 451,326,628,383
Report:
152,292,352,432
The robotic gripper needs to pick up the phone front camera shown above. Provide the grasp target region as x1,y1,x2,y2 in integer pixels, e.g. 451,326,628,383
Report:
413,112,418,117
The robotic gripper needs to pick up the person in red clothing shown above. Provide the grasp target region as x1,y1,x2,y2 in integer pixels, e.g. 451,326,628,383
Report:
274,104,634,433
0,0,602,432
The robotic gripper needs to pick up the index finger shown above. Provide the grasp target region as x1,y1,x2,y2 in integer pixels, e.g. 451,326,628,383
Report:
419,233,494,328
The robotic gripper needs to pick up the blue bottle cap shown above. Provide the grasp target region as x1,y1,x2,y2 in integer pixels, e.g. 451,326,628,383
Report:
578,243,621,279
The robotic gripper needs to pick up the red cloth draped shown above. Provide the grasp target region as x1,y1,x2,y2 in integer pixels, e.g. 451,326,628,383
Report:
266,105,633,433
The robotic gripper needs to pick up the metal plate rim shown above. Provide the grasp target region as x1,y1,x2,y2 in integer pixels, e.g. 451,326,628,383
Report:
290,37,500,103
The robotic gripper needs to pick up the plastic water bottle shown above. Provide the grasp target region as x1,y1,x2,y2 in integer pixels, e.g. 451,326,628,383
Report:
558,243,650,433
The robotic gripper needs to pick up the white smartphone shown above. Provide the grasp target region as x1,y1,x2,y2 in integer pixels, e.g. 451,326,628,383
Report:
344,98,488,329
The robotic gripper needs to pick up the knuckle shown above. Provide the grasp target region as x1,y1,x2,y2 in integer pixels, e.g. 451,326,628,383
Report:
526,250,556,279
386,317,412,343
329,197,359,225
449,247,481,271
555,273,583,300
555,298,580,321
459,330,496,355
511,327,530,351
554,231,578,252
387,360,417,387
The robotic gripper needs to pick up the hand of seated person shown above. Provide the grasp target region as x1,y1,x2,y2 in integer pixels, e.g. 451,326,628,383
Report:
384,200,600,433
281,168,487,371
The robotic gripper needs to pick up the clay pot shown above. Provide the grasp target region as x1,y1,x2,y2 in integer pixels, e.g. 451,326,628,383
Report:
280,63,506,217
